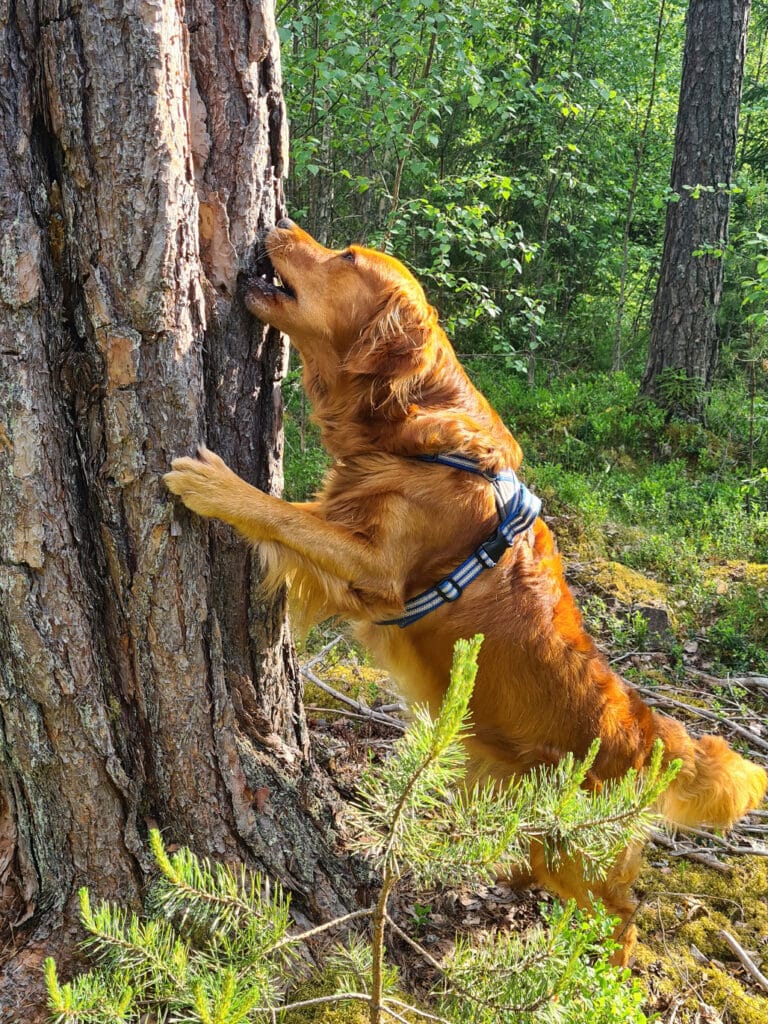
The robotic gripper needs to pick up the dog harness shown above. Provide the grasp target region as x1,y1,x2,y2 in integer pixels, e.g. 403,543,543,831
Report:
377,453,542,628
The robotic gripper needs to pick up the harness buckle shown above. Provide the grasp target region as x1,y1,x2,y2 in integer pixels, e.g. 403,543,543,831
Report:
478,530,510,566
435,577,463,602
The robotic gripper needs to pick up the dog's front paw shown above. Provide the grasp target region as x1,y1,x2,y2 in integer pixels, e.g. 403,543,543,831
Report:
164,445,237,520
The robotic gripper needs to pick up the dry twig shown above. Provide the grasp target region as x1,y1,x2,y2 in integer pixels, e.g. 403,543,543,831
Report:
718,929,768,994
649,830,731,874
301,666,406,732
686,668,768,693
635,685,768,754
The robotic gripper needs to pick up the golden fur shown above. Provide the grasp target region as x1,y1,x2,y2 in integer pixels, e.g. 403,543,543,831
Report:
165,220,767,963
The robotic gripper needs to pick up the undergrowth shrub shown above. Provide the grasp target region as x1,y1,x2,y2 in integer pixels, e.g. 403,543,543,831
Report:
581,595,651,650
703,584,768,673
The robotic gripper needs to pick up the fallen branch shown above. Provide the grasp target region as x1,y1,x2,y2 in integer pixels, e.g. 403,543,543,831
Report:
305,705,404,729
677,824,768,856
649,830,731,873
731,675,768,692
610,650,646,665
301,667,405,732
686,668,768,693
378,701,409,714
301,634,346,670
635,686,768,754
696,843,768,857
718,929,768,994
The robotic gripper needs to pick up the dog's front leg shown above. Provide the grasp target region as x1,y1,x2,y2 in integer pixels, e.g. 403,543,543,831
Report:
164,447,401,600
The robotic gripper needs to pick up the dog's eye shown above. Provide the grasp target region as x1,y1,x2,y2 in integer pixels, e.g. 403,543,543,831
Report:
340,250,356,263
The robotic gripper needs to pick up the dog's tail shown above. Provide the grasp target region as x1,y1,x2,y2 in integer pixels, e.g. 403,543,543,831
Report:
652,714,767,828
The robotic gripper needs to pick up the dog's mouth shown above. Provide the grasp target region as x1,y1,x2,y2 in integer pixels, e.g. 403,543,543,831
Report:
249,252,297,301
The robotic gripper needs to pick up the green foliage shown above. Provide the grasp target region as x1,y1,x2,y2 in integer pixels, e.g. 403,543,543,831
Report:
465,369,666,464
469,370,768,560
275,0,768,403
441,901,649,1024
278,0,694,366
282,365,330,502
582,595,651,651
653,368,704,419
377,173,537,349
703,584,768,673
47,853,292,1023
736,229,768,330
46,636,674,1024
347,635,480,885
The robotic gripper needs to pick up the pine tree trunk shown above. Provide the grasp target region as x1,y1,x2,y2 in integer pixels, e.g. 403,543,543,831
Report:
641,0,751,420
0,1,358,1015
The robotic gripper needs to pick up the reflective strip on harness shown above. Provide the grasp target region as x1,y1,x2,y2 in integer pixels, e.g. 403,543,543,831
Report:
377,453,541,628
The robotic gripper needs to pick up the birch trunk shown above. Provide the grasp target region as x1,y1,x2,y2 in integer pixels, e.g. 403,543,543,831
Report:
0,1,356,1015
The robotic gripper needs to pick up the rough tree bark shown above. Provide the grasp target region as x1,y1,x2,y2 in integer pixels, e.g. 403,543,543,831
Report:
0,1,358,1016
641,0,751,420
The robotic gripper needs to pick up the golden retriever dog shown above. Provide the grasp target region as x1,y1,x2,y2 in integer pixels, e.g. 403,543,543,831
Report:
165,219,767,963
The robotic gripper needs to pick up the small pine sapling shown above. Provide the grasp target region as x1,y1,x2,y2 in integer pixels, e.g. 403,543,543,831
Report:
46,635,677,1023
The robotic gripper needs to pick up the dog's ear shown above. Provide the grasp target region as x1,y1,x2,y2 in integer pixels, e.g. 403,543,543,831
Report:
344,288,438,379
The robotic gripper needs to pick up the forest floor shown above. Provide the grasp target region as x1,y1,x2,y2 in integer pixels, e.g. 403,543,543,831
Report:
297,561,768,1024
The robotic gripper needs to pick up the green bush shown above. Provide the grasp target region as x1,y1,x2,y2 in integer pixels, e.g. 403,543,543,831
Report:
703,585,768,673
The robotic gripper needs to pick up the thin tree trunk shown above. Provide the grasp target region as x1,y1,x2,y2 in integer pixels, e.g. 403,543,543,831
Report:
0,1,359,1015
641,0,752,420
739,16,767,165
613,0,667,371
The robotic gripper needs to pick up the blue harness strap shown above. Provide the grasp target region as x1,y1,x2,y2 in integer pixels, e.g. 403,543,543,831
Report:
377,453,542,628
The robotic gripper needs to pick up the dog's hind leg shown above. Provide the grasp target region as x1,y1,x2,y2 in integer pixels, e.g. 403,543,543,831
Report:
528,842,642,966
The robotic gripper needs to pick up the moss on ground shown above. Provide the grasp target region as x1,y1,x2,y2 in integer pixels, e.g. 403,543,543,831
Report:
571,558,671,609
720,563,768,588
635,856,768,1023
282,974,421,1023
283,1001,370,1023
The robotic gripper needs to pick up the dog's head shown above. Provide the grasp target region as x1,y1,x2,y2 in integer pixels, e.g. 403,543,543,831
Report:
244,219,437,378
245,220,522,469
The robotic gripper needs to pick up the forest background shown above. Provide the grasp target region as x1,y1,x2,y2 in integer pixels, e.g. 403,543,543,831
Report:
277,0,768,680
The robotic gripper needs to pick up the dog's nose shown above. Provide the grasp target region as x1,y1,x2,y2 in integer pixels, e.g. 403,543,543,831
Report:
276,218,295,230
